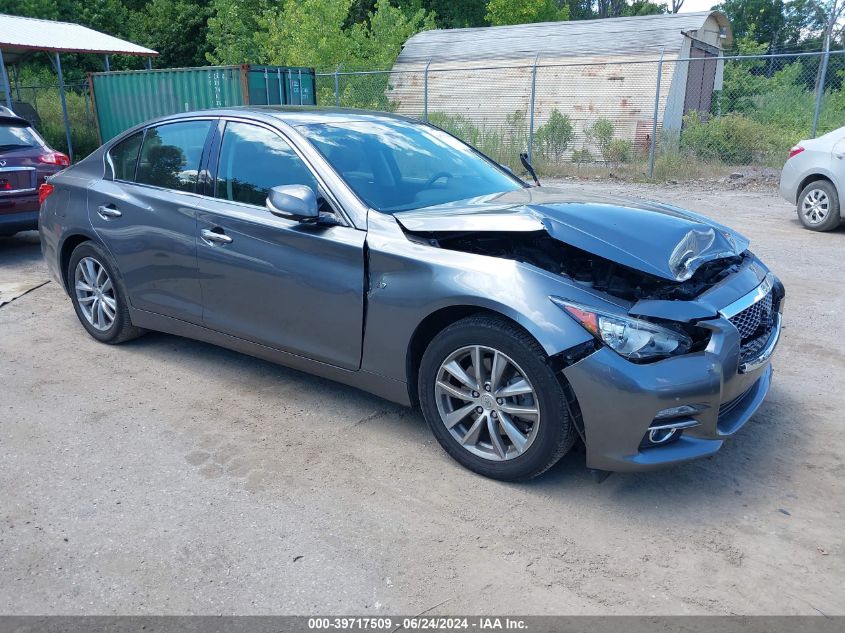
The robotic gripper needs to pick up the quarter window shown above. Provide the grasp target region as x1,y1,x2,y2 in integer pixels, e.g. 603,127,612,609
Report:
136,120,212,192
108,131,143,181
215,122,318,206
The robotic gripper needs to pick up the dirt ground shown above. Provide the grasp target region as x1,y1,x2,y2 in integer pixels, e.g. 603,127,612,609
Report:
1,180,843,616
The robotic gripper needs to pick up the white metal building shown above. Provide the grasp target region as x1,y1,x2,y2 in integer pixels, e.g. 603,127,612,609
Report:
388,12,733,155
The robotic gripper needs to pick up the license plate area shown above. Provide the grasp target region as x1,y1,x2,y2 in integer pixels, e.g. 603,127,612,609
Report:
0,167,36,194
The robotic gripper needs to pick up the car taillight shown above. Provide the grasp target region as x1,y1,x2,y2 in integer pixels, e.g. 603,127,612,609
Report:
38,151,71,167
788,146,805,160
38,183,55,205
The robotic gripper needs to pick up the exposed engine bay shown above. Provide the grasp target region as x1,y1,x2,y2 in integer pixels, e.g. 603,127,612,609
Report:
415,230,746,303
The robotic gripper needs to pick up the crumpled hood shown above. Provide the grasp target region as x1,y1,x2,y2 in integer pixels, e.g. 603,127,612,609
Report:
393,187,750,282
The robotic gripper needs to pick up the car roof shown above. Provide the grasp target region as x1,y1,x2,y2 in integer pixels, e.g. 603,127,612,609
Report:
150,106,418,127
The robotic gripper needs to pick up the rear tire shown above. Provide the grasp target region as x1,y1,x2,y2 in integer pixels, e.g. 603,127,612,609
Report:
418,315,577,481
797,180,840,231
68,242,145,344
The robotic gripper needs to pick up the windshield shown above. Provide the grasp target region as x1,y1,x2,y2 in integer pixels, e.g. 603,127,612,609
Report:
297,119,523,212
0,122,44,152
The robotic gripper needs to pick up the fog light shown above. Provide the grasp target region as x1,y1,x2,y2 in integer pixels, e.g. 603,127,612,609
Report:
648,427,680,444
641,418,700,448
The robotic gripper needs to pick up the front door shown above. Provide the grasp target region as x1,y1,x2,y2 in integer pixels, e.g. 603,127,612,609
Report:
195,120,366,370
88,120,214,323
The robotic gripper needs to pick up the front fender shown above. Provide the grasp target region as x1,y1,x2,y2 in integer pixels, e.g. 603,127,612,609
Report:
361,211,601,382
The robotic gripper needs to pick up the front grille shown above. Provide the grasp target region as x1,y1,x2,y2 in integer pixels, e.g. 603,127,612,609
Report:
729,289,774,343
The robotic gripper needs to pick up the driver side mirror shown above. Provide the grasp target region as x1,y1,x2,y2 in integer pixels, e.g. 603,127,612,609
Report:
266,185,319,223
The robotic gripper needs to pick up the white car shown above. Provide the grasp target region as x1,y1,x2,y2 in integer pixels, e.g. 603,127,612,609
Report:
780,126,845,231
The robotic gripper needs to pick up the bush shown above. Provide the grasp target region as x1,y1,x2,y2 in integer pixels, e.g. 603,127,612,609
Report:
534,108,573,159
428,112,481,147
571,148,594,164
585,118,614,161
679,112,787,166
605,138,632,164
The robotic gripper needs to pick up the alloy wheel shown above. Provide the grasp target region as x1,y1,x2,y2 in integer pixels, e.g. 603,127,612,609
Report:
74,257,116,331
801,188,830,225
434,345,541,461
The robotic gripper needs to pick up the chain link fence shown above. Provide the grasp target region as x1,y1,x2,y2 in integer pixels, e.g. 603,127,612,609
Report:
4,50,842,178
317,50,845,180
2,81,98,159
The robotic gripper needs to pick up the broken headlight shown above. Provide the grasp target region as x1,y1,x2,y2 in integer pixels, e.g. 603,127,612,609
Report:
551,298,692,361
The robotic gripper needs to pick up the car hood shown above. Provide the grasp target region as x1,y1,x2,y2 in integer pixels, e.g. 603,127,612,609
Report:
393,187,750,282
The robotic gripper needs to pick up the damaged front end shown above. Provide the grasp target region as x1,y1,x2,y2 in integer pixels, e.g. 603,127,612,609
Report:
417,230,748,304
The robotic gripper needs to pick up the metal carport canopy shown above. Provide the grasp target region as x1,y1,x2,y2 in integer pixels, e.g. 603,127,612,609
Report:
0,13,158,160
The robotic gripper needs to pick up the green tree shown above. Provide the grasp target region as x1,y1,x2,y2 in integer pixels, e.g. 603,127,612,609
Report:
129,0,212,68
206,0,268,64
486,0,570,26
254,0,433,70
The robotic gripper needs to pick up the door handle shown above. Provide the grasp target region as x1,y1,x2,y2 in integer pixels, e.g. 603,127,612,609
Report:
200,228,233,245
835,153,844,160
97,205,122,219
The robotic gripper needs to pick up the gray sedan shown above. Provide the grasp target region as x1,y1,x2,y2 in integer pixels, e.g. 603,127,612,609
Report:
39,108,784,480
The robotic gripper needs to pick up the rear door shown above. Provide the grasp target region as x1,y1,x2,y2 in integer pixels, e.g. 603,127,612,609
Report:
87,119,214,323
194,119,366,370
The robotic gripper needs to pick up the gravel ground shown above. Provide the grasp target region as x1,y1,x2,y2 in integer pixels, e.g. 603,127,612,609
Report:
0,181,843,616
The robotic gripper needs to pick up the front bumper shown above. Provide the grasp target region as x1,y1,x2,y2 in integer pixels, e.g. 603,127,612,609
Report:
562,286,783,473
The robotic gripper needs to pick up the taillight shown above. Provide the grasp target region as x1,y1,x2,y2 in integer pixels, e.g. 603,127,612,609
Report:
38,183,55,205
788,146,805,160
38,151,71,167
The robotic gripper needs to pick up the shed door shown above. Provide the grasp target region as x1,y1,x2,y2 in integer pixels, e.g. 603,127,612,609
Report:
683,46,718,119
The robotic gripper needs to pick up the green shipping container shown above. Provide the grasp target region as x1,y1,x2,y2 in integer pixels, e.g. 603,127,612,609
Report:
90,65,316,142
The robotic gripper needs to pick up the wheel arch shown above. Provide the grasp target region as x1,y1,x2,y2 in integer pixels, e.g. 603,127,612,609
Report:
405,304,562,407
798,173,836,199
59,232,99,293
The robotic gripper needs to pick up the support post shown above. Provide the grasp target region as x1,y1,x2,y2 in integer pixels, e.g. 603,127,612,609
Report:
104,55,110,72
647,48,665,179
298,69,303,105
277,68,283,104
423,58,431,122
528,53,540,164
12,64,21,101
0,49,12,109
811,31,831,139
334,65,340,106
54,53,73,162
146,57,152,70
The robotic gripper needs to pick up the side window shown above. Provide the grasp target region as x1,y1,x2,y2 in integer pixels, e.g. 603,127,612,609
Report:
108,132,143,181
136,120,212,192
215,121,319,207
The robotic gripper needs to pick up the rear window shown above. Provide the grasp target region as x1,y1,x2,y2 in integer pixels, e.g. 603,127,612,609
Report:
136,120,212,192
0,122,44,152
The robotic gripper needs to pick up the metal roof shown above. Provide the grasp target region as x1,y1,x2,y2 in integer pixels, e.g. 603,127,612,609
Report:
396,11,731,65
0,13,158,64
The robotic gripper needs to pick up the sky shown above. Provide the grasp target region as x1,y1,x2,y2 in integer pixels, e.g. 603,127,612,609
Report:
676,0,719,12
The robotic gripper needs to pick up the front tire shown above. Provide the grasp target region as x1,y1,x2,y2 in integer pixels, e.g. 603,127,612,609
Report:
68,242,145,344
797,180,840,231
418,315,577,481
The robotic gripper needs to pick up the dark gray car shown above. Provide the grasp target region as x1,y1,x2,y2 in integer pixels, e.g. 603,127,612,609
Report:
39,107,784,480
